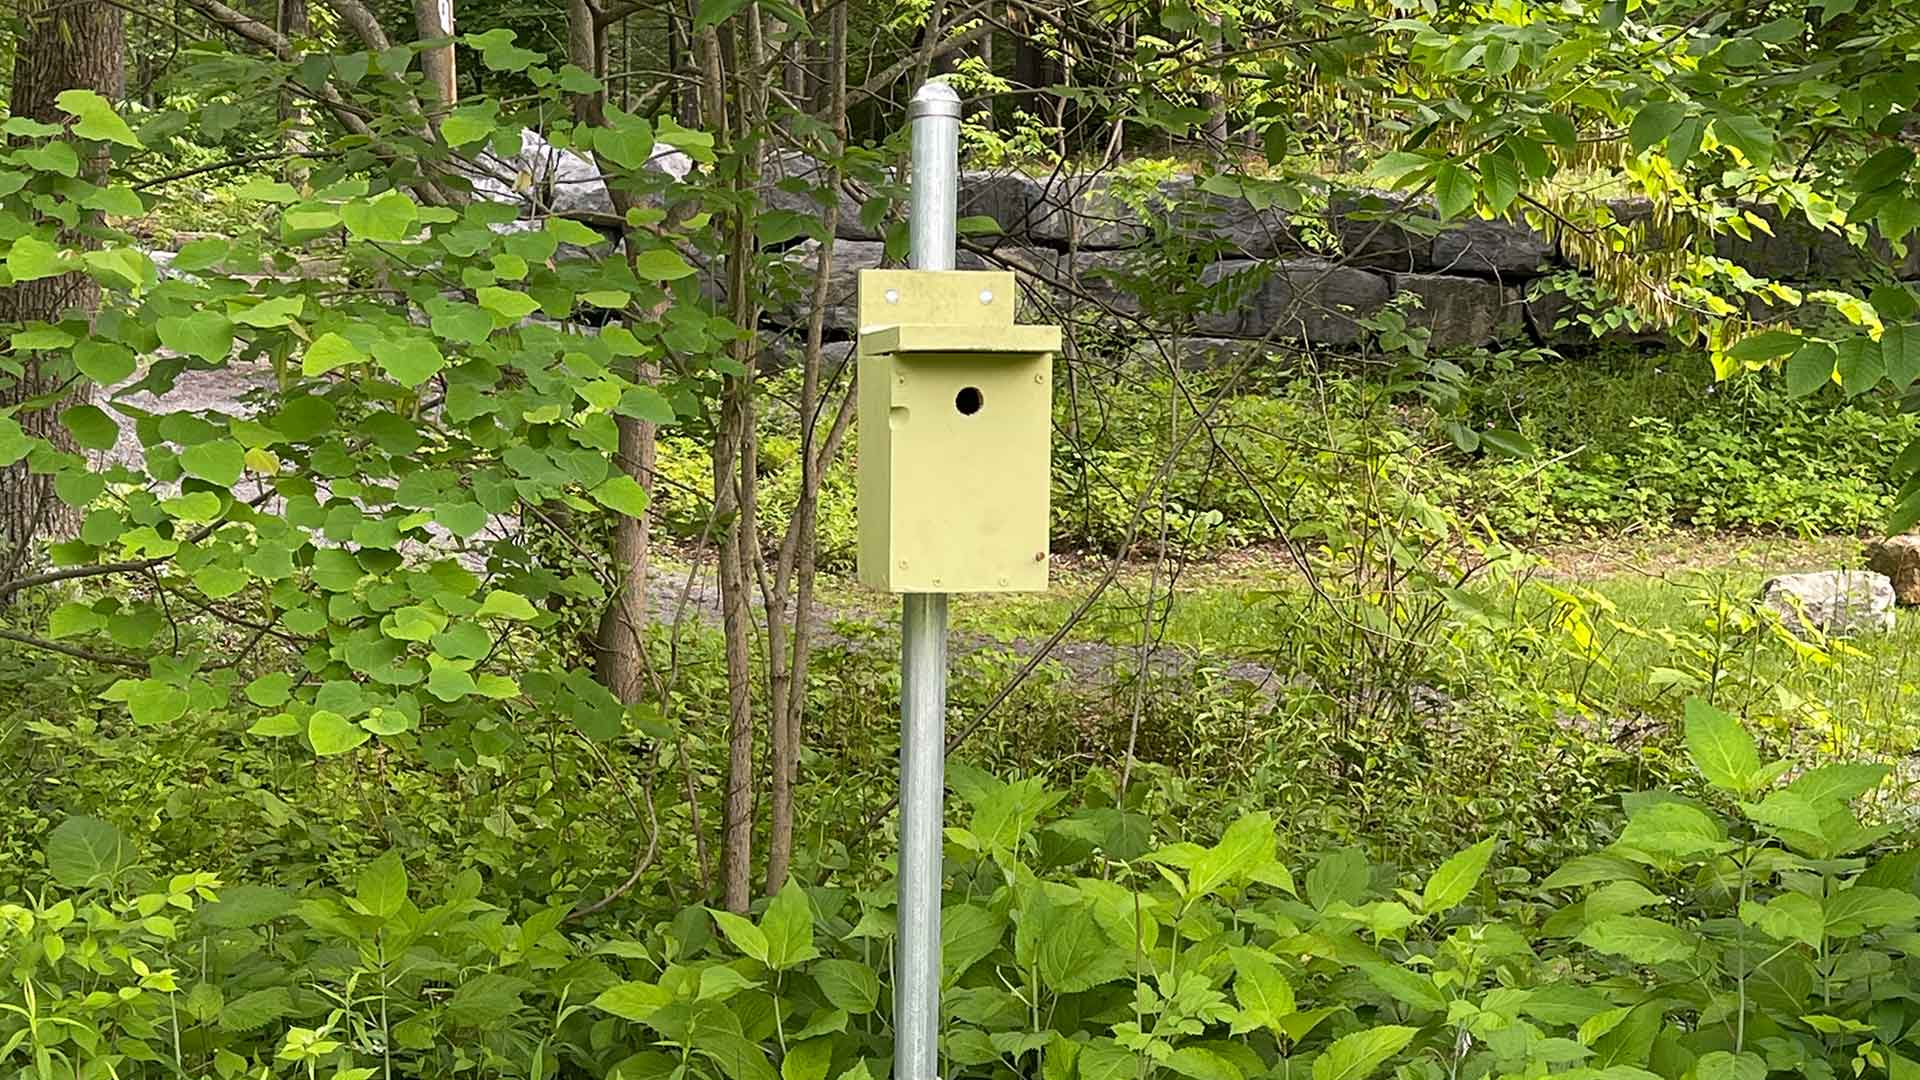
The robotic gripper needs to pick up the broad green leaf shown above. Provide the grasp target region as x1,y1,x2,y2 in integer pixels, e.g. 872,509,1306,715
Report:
477,590,538,620
1884,323,1920,389
1714,114,1774,168
44,815,134,888
1478,150,1520,213
762,878,818,969
593,981,673,1020
48,602,106,639
477,286,539,320
1855,146,1915,195
1727,330,1800,363
74,340,135,384
128,679,189,725
1835,336,1884,396
709,909,770,963
1694,1051,1766,1080
1433,162,1474,220
1189,811,1274,898
1628,101,1686,154
630,248,696,280
245,672,293,707
1576,915,1695,964
441,105,498,147
447,973,528,1026
61,405,120,451
1683,697,1760,794
1227,947,1295,1033
303,332,365,376
1785,341,1836,397
1310,1025,1418,1080
372,337,446,386
1422,837,1495,913
782,1039,833,1080
180,440,246,486
1359,962,1445,1012
341,191,419,242
56,89,141,147
356,851,408,918
812,959,879,1013
309,710,370,755
1824,885,1920,936
591,473,651,517
7,236,64,280
1738,892,1822,948
157,313,235,361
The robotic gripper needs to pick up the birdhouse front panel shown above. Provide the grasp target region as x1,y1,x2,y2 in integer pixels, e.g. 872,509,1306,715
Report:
856,270,1060,594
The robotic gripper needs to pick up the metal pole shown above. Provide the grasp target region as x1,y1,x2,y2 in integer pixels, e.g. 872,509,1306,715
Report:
896,79,959,1080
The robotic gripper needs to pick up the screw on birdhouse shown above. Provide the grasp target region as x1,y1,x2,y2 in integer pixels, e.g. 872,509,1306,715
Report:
1033,373,1044,384
1034,551,1045,561
978,290,994,305
885,289,900,304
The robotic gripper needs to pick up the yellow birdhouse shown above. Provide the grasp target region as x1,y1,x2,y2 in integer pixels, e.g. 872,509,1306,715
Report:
856,269,1060,593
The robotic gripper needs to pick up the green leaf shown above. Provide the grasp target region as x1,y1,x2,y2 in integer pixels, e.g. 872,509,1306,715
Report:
1189,811,1275,898
1694,1051,1767,1080
1576,915,1696,963
1825,885,1920,936
1714,114,1774,168
127,679,189,725
373,337,446,387
1728,329,1801,363
476,286,539,320
594,981,673,1020
245,672,293,706
1310,1025,1418,1080
61,404,120,451
1359,962,1446,1012
48,602,106,639
1855,146,1915,195
220,988,295,1032
1423,838,1495,913
441,105,498,147
157,313,235,361
782,1039,833,1080
309,710,370,755
630,248,696,280
356,851,408,918
477,590,538,620
447,973,528,1027
1478,151,1520,214
56,89,141,147
1367,151,1431,187
1883,323,1920,389
813,959,879,1013
74,340,135,384
6,236,64,280
1684,697,1761,795
180,440,246,486
1785,341,1836,397
44,815,134,888
709,909,771,963
303,332,365,376
1227,947,1295,1033
694,0,754,29
1433,162,1474,220
1836,336,1884,395
1628,101,1686,154
762,878,818,970
1480,429,1536,459
590,473,651,517
198,884,294,928
1739,892,1822,948
341,191,419,242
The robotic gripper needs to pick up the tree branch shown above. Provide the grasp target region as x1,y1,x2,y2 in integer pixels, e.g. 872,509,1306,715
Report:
0,628,146,669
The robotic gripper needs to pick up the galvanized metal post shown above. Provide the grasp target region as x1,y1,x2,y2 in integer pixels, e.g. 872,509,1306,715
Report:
896,80,960,1080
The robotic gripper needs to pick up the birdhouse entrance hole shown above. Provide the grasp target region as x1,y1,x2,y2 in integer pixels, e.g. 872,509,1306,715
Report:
955,387,983,415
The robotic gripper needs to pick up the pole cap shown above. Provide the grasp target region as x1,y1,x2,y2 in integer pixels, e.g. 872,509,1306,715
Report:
908,81,963,121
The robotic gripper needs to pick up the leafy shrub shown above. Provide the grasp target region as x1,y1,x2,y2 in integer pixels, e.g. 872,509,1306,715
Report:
10,699,1919,1080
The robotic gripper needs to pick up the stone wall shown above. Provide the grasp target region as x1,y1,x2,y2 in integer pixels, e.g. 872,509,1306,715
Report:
757,168,1920,363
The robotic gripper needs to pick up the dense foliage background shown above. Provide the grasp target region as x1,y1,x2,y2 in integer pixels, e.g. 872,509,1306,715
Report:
6,0,1920,1077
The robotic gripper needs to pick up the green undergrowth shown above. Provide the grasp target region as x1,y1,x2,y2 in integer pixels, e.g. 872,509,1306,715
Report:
652,348,1917,570
10,700,1920,1080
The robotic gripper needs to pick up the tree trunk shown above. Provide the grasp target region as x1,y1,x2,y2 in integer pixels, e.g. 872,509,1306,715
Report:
0,0,125,585
413,0,457,108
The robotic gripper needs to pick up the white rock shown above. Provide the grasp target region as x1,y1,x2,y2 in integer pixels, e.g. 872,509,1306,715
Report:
1759,570,1895,635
